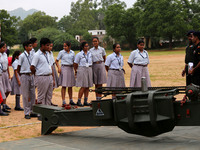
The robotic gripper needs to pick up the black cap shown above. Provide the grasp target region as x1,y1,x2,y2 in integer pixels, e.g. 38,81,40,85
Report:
193,31,200,39
187,30,195,36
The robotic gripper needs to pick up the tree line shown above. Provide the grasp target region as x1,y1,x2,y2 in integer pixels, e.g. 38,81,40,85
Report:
0,0,200,50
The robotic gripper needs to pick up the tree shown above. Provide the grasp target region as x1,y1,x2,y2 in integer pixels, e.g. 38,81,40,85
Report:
32,27,61,42
0,9,19,46
58,15,74,32
18,11,57,42
104,4,138,49
70,0,98,30
54,33,80,50
136,0,190,49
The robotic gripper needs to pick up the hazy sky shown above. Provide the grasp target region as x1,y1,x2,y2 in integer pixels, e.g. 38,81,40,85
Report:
0,0,136,19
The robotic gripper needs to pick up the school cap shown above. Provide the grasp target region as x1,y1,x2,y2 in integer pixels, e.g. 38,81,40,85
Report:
186,30,195,36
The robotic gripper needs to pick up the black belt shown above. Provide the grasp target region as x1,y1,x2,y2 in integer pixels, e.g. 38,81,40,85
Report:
38,74,52,76
109,68,121,71
21,73,33,76
93,61,103,64
134,64,147,67
62,65,73,67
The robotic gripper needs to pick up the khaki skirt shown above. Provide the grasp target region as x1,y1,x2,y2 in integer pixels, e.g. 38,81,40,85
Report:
130,65,151,87
92,63,107,85
58,65,75,87
107,70,125,87
2,71,12,93
11,73,21,95
76,66,93,88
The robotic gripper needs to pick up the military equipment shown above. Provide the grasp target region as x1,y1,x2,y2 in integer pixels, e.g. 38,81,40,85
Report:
33,78,200,137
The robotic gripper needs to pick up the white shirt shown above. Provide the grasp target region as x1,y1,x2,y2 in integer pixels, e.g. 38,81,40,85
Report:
128,49,149,65
89,46,106,62
56,50,75,65
0,52,8,71
12,59,19,70
74,50,93,67
30,48,36,60
31,49,52,75
49,51,55,66
105,52,124,69
18,51,32,73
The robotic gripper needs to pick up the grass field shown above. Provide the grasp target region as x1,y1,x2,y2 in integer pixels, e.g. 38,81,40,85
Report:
0,47,187,142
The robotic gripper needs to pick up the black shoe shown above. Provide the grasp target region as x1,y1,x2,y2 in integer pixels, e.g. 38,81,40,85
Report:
77,101,83,107
25,115,31,119
14,107,24,111
5,104,11,110
84,102,90,106
2,108,11,113
30,113,38,117
0,112,9,116
51,103,58,106
70,101,76,105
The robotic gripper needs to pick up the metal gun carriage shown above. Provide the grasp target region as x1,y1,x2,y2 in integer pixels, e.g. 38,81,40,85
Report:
33,78,200,137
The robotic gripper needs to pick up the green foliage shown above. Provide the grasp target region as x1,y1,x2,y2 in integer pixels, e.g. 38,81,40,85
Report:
70,0,98,31
18,11,58,43
82,32,93,44
135,0,194,49
104,4,138,49
32,27,61,42
0,9,19,46
53,32,80,51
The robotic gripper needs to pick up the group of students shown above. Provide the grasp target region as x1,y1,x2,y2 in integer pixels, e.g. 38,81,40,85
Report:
0,37,152,118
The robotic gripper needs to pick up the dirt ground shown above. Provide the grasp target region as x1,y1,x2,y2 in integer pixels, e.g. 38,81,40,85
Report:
0,50,186,143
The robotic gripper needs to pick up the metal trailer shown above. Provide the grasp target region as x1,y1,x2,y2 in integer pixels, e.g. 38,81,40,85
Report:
33,78,200,137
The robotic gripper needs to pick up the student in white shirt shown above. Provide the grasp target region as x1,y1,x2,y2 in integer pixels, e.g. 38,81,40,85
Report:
128,39,151,87
30,38,55,106
11,51,23,111
56,41,76,107
18,41,36,119
89,37,107,101
0,42,9,116
105,43,125,99
74,42,93,106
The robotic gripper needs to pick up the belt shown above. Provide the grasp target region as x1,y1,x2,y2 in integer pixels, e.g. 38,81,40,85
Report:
21,73,33,76
109,68,121,71
62,65,73,67
2,70,7,72
38,74,52,76
93,61,103,64
134,64,147,67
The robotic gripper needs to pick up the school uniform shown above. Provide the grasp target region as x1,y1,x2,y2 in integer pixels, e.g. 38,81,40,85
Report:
31,49,53,105
0,64,6,100
49,51,59,88
74,50,93,87
11,59,21,95
0,52,11,93
128,49,151,87
18,51,35,115
89,46,107,84
105,52,125,87
57,50,75,87
30,48,35,60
